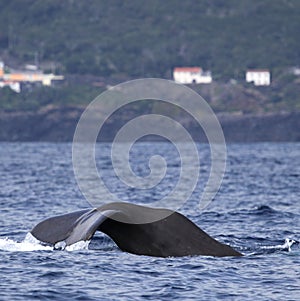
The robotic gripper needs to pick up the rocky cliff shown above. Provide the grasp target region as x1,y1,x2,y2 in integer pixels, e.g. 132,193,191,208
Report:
0,106,299,142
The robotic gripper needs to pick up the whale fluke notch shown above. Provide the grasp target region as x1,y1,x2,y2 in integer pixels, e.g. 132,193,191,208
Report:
31,202,242,257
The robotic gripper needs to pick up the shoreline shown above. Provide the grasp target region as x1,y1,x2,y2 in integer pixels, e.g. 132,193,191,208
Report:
0,106,299,142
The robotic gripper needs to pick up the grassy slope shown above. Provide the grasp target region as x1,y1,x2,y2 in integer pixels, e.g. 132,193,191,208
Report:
0,0,299,112
0,0,299,78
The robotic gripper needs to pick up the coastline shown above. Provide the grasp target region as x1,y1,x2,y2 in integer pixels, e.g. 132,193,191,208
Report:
0,106,299,142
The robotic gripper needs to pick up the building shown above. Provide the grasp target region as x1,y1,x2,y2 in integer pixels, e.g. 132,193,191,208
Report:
290,67,300,76
173,67,212,84
0,61,64,93
0,80,21,93
0,61,3,77
245,69,271,86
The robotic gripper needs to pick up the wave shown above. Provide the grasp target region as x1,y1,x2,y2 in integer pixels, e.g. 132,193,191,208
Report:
0,233,90,252
0,233,53,252
260,238,297,252
221,204,297,220
239,238,299,256
254,205,277,215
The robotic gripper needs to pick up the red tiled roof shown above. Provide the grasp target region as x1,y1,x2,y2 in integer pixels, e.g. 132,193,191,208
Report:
174,67,202,73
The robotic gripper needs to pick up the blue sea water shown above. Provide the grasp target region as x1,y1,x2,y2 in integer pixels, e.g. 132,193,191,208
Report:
0,142,299,300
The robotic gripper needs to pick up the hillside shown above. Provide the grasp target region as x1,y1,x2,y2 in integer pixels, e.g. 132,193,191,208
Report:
0,0,299,79
1,76,300,113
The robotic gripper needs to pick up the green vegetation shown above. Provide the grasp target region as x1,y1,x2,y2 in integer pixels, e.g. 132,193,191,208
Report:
0,84,103,111
0,0,299,113
0,0,299,79
1,77,299,114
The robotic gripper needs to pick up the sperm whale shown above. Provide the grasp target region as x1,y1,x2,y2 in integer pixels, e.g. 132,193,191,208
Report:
31,202,242,257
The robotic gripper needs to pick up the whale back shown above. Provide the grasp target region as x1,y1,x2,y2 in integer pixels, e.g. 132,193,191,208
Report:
98,204,241,257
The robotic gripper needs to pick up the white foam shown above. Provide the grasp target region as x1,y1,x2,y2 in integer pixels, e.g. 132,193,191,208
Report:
261,238,297,252
282,238,297,252
54,239,90,251
66,240,90,251
0,233,53,252
0,233,91,252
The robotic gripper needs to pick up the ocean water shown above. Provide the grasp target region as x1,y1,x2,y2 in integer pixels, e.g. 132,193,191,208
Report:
0,142,299,300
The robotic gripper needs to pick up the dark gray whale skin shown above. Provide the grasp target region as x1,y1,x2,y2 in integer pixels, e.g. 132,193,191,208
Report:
31,202,242,257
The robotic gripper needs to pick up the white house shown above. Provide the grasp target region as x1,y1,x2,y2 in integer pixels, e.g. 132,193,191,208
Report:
173,67,212,84
290,67,300,76
246,69,271,86
0,61,64,89
0,81,21,93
